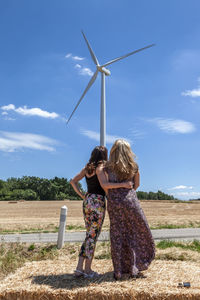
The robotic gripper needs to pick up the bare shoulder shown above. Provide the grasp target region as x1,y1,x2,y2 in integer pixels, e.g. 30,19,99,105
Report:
77,167,86,176
134,170,140,177
96,164,104,173
81,167,86,174
96,163,107,174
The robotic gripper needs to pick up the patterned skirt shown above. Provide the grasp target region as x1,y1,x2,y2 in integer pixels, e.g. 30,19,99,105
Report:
79,193,106,259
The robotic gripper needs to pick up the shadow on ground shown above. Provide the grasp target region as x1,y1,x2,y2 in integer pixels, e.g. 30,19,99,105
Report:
31,271,145,289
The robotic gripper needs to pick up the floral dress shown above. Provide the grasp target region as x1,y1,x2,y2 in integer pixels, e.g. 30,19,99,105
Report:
106,168,155,276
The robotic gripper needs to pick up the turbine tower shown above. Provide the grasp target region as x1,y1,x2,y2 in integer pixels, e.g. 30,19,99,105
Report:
67,31,155,146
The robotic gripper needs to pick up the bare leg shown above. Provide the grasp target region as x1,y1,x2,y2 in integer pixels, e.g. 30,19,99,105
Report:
74,256,85,276
84,258,93,274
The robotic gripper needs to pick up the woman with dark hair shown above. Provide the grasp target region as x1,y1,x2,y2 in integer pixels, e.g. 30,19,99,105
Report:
70,146,132,278
98,140,155,280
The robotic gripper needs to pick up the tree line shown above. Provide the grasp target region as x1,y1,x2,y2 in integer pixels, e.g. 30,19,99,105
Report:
0,176,83,201
0,176,175,201
136,190,175,201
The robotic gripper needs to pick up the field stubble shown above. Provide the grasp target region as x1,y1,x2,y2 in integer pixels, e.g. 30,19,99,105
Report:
0,200,200,232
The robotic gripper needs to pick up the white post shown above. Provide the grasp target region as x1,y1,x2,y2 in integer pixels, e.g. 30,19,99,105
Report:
100,72,106,146
57,205,68,249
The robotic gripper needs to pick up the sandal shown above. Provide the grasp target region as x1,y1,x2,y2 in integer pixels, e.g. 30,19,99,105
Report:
130,272,146,279
84,271,100,278
74,269,85,277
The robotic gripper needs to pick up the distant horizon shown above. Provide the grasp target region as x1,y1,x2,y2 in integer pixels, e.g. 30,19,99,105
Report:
0,174,199,202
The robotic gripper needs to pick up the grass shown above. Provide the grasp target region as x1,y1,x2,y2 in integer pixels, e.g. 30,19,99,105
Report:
0,228,58,235
0,224,86,235
0,243,58,279
66,225,85,231
1,222,200,235
156,252,188,261
157,239,200,252
1,240,200,281
94,241,111,259
150,222,200,230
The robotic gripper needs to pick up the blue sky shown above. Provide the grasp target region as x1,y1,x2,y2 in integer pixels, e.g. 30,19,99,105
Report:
0,0,200,200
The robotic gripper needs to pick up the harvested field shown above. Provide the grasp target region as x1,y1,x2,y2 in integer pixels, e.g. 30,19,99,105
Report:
0,256,200,300
0,200,200,232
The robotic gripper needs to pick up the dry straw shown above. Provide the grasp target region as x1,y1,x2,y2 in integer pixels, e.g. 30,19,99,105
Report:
0,256,200,300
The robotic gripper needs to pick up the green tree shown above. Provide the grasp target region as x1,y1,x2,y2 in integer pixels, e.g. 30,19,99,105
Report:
0,188,12,200
23,189,38,200
10,189,25,200
137,191,148,200
0,179,5,189
7,177,20,191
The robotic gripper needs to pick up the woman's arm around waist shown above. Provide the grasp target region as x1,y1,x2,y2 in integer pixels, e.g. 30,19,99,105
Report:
96,165,133,193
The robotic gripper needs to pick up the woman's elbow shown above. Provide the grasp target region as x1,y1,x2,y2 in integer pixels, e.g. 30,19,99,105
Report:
134,183,140,190
99,182,107,189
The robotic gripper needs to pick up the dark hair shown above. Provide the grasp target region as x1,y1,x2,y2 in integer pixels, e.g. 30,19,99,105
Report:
85,146,108,175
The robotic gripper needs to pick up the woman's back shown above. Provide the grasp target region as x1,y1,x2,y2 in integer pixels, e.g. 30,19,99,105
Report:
106,167,155,278
106,168,135,203
85,173,105,196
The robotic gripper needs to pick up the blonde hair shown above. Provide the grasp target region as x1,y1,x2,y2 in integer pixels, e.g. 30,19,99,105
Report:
107,139,138,181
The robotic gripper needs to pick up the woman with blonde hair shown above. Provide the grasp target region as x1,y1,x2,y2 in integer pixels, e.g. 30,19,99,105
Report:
70,146,133,278
99,139,155,280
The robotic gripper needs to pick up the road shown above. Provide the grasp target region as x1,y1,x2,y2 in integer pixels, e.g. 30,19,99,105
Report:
0,228,200,243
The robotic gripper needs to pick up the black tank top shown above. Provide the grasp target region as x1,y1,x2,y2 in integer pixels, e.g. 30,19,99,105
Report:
85,174,105,196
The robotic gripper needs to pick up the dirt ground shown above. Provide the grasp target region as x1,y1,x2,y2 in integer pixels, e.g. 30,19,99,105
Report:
0,200,200,231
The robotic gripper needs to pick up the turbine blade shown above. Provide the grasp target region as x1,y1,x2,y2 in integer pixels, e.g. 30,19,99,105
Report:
102,44,155,68
82,31,99,66
66,70,98,124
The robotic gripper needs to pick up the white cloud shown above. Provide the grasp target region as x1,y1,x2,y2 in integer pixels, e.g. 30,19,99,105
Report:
15,107,59,119
1,104,15,110
170,185,193,190
65,52,93,76
182,77,200,98
65,53,72,58
149,118,195,134
79,67,94,76
1,111,8,115
75,64,81,69
182,89,200,97
0,131,57,152
81,129,132,145
1,104,59,119
65,53,84,61
174,191,200,200
2,116,15,121
81,130,99,141
72,56,85,61
131,129,145,139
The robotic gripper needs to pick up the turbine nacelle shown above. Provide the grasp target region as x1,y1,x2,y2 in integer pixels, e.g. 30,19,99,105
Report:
97,66,111,76
66,31,155,146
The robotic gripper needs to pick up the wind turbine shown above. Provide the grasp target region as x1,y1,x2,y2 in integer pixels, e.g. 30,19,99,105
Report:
67,31,155,146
